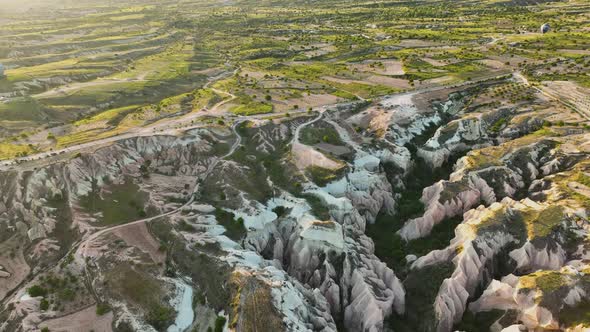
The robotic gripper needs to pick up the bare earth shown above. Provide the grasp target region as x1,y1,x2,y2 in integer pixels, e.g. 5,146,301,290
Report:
0,236,31,301
366,75,411,89
541,81,590,120
113,221,166,264
42,304,113,332
292,142,344,171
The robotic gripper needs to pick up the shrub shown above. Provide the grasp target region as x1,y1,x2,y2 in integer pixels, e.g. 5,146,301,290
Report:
272,206,287,217
58,288,75,301
214,316,227,332
96,303,111,316
40,299,49,311
146,304,175,331
28,285,47,297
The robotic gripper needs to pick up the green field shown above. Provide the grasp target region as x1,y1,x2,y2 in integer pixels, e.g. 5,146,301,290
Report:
1,0,587,159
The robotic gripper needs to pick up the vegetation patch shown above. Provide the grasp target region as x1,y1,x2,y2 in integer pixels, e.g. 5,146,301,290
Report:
390,261,455,331
300,124,344,146
27,270,91,313
106,264,174,331
214,208,246,240
454,309,505,332
228,272,283,331
522,205,564,240
367,156,457,272
150,220,232,311
79,177,154,225
306,165,346,187
561,300,590,328
519,270,570,293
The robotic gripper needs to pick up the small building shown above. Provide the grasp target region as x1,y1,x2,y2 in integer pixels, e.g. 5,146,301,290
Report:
541,23,550,34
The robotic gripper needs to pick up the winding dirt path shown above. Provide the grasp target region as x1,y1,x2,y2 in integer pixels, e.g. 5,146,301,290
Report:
515,71,590,121
76,118,244,261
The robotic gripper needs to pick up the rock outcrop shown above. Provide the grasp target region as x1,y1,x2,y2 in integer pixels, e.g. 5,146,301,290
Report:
470,265,590,331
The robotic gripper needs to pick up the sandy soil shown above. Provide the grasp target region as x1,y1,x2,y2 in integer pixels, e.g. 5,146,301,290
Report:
347,107,393,138
488,54,530,67
422,57,449,67
577,134,590,153
377,60,405,75
42,304,113,332
558,49,590,56
366,75,410,89
34,78,146,99
322,76,376,86
398,39,444,48
423,75,455,85
350,60,405,76
477,59,506,70
192,67,225,76
113,221,166,264
273,93,341,112
0,236,31,301
241,69,268,80
292,142,344,171
302,43,336,58
541,81,590,119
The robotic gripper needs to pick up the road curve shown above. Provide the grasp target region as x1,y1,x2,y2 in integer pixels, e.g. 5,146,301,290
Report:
76,117,245,261
0,72,508,170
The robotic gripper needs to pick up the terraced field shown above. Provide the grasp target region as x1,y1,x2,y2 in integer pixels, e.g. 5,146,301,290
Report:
2,0,588,161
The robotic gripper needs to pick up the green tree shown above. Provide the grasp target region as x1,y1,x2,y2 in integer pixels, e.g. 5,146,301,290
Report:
40,299,49,311
146,304,175,331
28,285,47,297
214,316,227,332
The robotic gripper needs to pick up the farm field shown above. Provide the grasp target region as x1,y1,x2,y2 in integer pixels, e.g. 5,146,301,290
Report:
1,0,588,160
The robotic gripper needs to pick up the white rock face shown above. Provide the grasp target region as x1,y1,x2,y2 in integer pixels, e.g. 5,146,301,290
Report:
0,129,219,239
409,190,590,332
243,112,409,331
501,324,527,332
274,92,500,331
509,241,566,272
242,136,406,332
382,94,443,146
419,117,486,169
470,266,590,331
433,231,517,332
418,106,548,171
400,138,567,243
344,260,405,332
4,85,585,332
411,200,524,332
287,220,344,282
398,179,482,241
